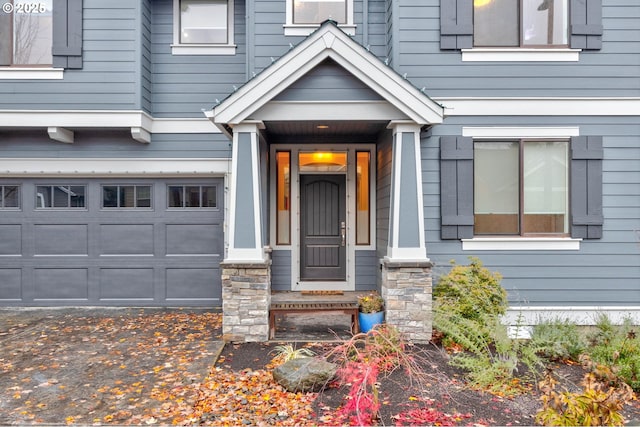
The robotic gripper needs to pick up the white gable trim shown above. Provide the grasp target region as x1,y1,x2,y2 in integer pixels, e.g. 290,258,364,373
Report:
208,23,444,127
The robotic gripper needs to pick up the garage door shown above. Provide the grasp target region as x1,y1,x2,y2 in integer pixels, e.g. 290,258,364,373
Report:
0,178,223,307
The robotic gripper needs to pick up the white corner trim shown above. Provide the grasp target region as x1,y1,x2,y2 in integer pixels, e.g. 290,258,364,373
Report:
171,44,237,56
462,48,580,62
47,127,74,144
0,68,64,80
437,97,640,117
462,237,581,251
0,158,231,177
463,126,580,139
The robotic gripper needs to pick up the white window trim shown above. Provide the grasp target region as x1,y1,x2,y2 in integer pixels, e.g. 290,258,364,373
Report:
461,48,581,62
171,0,236,56
284,0,355,36
462,126,582,251
0,68,64,80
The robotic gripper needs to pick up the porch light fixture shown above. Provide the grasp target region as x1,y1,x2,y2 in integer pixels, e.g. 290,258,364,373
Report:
316,125,330,129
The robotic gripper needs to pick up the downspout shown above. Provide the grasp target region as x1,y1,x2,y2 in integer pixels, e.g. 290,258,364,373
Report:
246,0,255,80
362,0,369,48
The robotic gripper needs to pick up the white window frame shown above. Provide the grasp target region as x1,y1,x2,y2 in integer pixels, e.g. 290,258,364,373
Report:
171,0,236,56
461,126,582,251
284,0,355,36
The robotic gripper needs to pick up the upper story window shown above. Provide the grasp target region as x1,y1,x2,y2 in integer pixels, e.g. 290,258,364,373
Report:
285,0,354,36
474,0,568,47
172,0,236,55
293,0,346,25
0,0,53,66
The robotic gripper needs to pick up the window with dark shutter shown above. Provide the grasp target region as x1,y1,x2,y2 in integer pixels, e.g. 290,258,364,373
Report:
440,0,602,51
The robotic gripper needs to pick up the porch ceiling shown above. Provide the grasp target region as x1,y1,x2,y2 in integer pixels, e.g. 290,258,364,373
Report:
263,120,388,143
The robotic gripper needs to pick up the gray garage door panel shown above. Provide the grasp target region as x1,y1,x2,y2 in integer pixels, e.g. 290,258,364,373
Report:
0,178,224,307
100,224,155,255
0,225,21,255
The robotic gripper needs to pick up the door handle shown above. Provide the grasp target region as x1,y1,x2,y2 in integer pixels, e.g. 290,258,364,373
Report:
340,221,346,246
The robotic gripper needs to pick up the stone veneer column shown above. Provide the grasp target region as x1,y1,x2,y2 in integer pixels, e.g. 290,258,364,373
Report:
381,259,432,343
221,260,271,343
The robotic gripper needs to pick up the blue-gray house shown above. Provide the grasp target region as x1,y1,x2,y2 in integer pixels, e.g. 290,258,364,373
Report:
0,0,638,342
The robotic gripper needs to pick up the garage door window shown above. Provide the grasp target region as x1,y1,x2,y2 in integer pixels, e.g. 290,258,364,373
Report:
168,185,217,208
36,185,86,209
0,185,20,209
102,185,152,209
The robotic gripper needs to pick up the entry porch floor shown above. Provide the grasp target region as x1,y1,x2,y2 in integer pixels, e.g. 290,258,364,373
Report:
269,291,367,341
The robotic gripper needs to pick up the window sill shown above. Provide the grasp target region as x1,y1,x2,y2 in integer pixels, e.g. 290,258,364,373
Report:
171,44,237,56
284,24,355,37
462,237,581,251
0,68,64,80
461,48,581,62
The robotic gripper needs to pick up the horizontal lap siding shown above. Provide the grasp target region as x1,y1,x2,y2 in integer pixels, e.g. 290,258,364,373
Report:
424,117,640,307
355,251,377,291
141,0,152,113
0,0,140,110
396,0,640,98
151,0,247,117
271,250,291,291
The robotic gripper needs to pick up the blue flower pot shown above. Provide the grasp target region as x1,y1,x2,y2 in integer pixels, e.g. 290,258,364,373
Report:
358,311,384,333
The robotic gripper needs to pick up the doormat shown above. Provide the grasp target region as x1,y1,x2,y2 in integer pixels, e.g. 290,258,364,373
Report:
300,290,344,295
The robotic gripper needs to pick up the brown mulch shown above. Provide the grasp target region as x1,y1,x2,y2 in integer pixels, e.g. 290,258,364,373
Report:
1,309,640,426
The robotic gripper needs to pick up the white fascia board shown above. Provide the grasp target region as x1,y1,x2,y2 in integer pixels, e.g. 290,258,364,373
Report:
437,97,640,116
0,110,221,134
211,25,443,126
0,158,231,177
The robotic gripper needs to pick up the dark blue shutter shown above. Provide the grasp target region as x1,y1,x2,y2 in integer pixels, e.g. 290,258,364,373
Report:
440,0,473,50
52,0,83,69
570,0,603,50
440,136,474,239
571,136,603,239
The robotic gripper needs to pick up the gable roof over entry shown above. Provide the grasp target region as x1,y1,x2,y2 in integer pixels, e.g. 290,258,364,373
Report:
205,21,444,134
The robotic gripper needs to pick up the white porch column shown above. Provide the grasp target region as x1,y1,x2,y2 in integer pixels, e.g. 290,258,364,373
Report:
386,121,428,262
226,121,266,262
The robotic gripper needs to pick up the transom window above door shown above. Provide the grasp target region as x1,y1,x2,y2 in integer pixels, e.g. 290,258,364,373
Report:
474,0,569,47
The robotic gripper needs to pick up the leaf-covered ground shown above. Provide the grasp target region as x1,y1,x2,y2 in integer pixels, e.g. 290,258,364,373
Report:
1,309,640,426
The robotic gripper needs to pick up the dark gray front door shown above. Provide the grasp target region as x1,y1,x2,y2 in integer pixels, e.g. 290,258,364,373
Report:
300,174,346,281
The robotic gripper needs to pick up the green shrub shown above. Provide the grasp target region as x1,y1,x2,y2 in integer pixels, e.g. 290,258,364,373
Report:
530,318,588,362
433,258,540,395
434,257,507,321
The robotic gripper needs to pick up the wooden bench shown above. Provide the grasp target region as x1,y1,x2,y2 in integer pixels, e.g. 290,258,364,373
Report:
269,302,360,339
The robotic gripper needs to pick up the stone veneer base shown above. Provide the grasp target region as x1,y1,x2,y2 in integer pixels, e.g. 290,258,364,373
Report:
221,261,271,343
381,258,433,343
